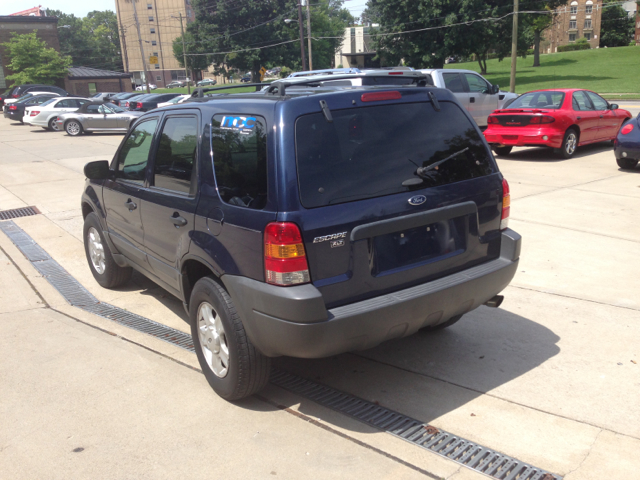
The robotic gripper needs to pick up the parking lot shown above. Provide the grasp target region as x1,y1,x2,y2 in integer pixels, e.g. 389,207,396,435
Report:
1,108,639,479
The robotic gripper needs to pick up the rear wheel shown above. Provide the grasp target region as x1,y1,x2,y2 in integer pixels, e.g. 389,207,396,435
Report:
65,120,82,136
423,314,464,332
616,157,638,170
48,117,59,131
190,276,271,400
493,146,512,157
559,128,578,158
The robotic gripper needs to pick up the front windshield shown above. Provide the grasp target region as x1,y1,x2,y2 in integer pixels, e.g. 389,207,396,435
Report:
506,91,565,109
104,102,125,113
39,98,57,107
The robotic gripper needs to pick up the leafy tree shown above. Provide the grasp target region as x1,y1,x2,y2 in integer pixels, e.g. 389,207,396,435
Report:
599,2,635,48
173,32,211,80
2,32,71,85
360,5,381,25
520,1,564,67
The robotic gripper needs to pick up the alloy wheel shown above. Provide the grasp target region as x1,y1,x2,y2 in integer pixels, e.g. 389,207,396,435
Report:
87,227,106,274
67,121,80,136
197,302,229,378
565,133,577,155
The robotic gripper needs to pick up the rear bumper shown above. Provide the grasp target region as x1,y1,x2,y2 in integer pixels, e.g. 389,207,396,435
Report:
614,140,640,160
222,229,521,358
484,128,563,148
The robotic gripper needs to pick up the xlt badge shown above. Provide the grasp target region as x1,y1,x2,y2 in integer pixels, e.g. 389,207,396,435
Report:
313,231,347,243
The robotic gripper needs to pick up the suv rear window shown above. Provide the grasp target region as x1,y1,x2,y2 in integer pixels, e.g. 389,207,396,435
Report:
295,101,495,208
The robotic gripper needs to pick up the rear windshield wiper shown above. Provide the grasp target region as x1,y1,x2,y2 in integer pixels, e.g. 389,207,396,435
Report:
417,147,469,176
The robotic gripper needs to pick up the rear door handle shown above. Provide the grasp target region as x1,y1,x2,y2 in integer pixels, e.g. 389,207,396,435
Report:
171,214,188,227
125,199,137,211
470,97,475,103
577,116,581,120
599,115,603,118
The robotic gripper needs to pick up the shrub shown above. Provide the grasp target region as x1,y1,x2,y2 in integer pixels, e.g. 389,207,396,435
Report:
557,42,591,52
279,66,292,78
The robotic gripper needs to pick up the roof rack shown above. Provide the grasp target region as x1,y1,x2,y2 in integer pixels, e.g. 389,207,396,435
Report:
190,83,265,98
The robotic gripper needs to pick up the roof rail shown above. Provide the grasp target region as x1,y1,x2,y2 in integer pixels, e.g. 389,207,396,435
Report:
191,83,265,98
266,73,430,96
287,67,362,78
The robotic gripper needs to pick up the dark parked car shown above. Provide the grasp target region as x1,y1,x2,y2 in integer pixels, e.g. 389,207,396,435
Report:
81,74,520,401
0,84,68,108
111,92,142,107
3,94,59,123
119,93,150,109
128,93,181,111
613,114,640,170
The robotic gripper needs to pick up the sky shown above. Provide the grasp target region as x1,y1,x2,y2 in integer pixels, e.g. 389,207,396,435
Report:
0,0,366,21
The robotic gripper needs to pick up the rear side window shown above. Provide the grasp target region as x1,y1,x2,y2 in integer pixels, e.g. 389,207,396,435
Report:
116,119,157,183
86,105,101,114
153,116,198,195
442,73,464,92
295,101,494,208
211,114,268,210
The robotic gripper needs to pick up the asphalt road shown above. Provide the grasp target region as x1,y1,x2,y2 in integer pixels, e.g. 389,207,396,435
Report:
0,115,638,479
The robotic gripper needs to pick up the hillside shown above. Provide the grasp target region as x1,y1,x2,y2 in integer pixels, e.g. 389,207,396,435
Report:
445,46,640,96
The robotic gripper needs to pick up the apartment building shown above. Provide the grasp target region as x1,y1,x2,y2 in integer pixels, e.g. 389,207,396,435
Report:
334,26,380,70
115,0,195,88
545,0,603,53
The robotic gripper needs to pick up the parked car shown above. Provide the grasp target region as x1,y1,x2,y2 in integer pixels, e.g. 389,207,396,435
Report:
3,94,59,124
240,75,252,83
166,80,186,88
91,92,118,102
197,79,217,87
135,84,157,91
419,69,518,127
4,91,60,106
111,92,141,107
613,113,640,170
157,95,190,108
0,84,68,108
119,93,149,109
24,97,91,131
128,93,181,112
483,89,632,158
56,102,144,136
80,74,520,400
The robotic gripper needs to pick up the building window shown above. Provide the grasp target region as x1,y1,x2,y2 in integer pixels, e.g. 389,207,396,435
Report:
584,33,591,41
569,33,577,42
155,64,160,69
149,16,154,21
570,5,577,14
569,20,577,30
151,40,157,46
88,82,97,94
147,3,152,9
153,51,158,57
584,19,592,29
586,5,592,14
150,27,155,33
156,75,162,81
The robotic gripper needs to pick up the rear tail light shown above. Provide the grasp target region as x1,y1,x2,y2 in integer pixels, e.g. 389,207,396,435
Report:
487,116,499,124
361,91,402,102
264,222,310,286
529,115,555,124
11,94,19,98
9,105,17,110
501,178,510,230
621,123,634,135
30,111,40,116
123,102,129,107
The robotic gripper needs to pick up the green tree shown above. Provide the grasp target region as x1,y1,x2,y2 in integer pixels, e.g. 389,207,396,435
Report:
599,2,635,48
521,1,564,67
2,32,71,85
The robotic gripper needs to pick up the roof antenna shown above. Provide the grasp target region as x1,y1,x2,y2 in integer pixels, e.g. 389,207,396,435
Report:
428,91,440,112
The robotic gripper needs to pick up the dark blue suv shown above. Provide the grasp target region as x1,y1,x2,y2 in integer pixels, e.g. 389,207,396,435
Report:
81,75,521,400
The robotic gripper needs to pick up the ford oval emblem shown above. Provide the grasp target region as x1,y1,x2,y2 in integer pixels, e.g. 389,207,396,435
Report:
408,195,426,206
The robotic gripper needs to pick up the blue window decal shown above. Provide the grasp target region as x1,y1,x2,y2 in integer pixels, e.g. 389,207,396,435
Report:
220,115,256,133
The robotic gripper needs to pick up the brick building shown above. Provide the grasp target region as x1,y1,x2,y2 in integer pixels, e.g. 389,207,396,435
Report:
545,0,603,53
64,67,133,97
0,15,60,89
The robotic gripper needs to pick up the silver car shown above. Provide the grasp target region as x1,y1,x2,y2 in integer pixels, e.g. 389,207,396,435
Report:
56,102,143,136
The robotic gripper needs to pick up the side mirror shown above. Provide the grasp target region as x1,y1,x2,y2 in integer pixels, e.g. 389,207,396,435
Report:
84,160,110,180
491,84,500,95
609,104,619,110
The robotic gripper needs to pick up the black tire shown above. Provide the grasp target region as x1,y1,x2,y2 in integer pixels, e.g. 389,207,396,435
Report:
65,120,83,136
48,117,59,131
559,128,578,159
423,314,464,332
493,146,513,157
190,276,271,400
83,212,132,288
616,157,638,170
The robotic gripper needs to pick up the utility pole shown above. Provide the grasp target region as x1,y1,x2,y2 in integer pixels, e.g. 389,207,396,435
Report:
131,0,151,93
178,12,191,94
120,24,129,73
304,0,313,70
509,0,518,93
297,2,307,71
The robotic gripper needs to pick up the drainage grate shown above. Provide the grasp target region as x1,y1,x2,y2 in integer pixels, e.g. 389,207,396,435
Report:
0,220,561,480
0,220,193,351
271,370,561,480
0,206,40,221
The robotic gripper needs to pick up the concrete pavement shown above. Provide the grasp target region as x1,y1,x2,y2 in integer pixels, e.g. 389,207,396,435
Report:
1,115,639,479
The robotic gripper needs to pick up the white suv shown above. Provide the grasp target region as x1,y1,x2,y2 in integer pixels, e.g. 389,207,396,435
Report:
24,97,91,131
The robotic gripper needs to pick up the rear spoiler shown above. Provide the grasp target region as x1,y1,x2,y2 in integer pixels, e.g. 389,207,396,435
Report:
190,84,265,98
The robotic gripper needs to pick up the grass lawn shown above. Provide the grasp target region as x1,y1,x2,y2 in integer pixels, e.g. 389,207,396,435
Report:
445,46,640,97
153,84,262,95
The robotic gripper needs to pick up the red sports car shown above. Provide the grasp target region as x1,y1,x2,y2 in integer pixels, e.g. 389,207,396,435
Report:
483,89,631,158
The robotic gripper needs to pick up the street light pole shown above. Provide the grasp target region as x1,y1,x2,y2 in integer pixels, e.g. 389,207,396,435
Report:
509,0,518,93
305,0,313,70
297,2,307,71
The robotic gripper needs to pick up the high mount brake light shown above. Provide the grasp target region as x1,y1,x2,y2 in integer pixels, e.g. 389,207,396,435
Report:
621,123,634,135
501,178,510,231
387,72,403,75
264,222,310,286
360,91,402,102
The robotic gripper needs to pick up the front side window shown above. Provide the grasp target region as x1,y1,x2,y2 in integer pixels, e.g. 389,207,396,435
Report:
464,73,490,93
153,116,198,194
211,114,267,209
116,120,158,183
86,104,101,114
506,91,565,109
295,102,495,208
104,103,125,113
572,91,594,111
586,91,608,110
442,73,464,93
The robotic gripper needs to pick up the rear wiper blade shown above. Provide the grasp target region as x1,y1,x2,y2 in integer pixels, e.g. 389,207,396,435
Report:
417,147,469,176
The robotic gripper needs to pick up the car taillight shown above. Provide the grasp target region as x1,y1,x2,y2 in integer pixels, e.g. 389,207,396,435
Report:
264,222,310,286
621,123,634,135
123,102,129,107
9,105,17,110
501,178,510,230
30,111,40,116
487,116,499,124
529,115,555,124
11,94,19,98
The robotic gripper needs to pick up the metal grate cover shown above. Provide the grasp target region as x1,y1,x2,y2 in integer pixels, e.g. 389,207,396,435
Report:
0,220,561,480
0,206,40,220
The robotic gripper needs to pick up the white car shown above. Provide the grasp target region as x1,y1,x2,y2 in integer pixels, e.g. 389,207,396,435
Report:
135,84,157,91
24,97,91,131
4,91,60,105
157,94,190,108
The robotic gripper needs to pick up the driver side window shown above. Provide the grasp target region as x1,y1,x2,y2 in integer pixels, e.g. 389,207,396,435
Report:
116,119,158,184
464,73,489,93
